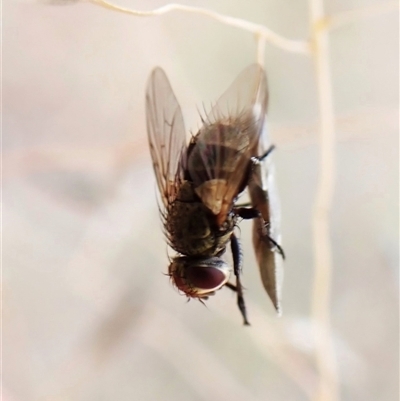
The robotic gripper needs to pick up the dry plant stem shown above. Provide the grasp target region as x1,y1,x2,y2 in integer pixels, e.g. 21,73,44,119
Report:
309,0,339,401
87,0,311,54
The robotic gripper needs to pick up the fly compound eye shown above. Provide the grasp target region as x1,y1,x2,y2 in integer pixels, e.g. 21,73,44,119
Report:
169,257,231,297
186,266,225,293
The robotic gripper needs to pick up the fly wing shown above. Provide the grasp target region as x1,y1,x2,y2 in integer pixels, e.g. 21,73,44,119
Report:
248,124,284,315
188,64,268,223
146,67,187,208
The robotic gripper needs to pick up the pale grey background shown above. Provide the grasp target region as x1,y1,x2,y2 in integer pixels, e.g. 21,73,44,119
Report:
3,0,399,400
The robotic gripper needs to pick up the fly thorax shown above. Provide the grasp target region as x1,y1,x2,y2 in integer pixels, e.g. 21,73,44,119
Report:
194,179,227,215
166,200,215,256
213,213,236,252
175,181,197,202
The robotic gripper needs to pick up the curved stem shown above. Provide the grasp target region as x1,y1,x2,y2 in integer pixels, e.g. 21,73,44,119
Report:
87,0,311,54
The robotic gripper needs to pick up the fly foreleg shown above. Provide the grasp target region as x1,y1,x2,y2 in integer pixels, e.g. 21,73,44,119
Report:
230,233,250,326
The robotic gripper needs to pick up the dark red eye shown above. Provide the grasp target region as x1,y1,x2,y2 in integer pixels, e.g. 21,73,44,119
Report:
186,266,226,290
169,257,231,297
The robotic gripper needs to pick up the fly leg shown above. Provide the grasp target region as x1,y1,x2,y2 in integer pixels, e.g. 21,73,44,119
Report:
238,145,276,195
225,282,238,292
230,233,250,326
233,145,275,212
234,207,285,260
266,235,286,259
256,144,275,162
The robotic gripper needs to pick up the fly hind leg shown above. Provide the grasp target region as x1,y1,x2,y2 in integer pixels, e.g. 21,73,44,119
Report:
256,144,275,162
234,207,285,260
230,233,250,326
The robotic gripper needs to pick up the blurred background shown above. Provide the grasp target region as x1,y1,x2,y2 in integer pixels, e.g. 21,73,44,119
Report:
3,0,399,400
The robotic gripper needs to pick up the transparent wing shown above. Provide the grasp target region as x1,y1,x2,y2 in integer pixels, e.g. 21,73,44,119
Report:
188,64,268,222
248,123,284,314
206,63,268,126
146,67,187,208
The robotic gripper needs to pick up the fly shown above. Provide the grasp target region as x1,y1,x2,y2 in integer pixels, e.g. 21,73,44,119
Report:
145,64,284,325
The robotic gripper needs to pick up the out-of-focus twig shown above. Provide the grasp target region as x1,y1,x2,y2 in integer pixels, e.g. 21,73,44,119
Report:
212,299,318,399
139,303,265,401
326,1,399,31
87,0,311,55
256,34,267,66
309,0,339,401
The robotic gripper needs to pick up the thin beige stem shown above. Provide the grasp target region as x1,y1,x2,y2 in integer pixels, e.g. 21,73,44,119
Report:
326,1,399,31
309,1,340,401
87,0,311,54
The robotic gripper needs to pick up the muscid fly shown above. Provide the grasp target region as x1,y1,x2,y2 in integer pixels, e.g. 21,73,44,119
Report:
145,64,284,325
